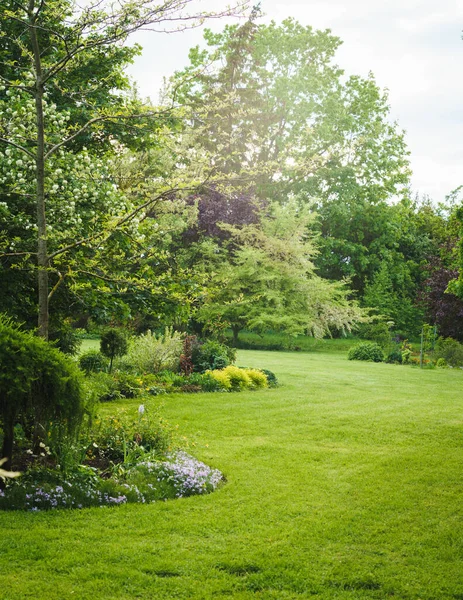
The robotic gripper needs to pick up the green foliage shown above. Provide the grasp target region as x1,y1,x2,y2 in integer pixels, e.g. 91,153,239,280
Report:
358,322,392,348
243,369,268,389
385,350,403,364
49,322,82,356
0,316,85,466
125,328,183,374
259,369,278,387
191,340,236,373
206,365,266,392
89,409,174,464
436,358,448,368
206,369,232,391
222,366,252,391
197,202,367,342
347,342,384,362
100,329,128,373
78,350,108,375
434,337,463,367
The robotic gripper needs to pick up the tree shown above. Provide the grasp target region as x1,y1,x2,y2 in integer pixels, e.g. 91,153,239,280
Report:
0,0,247,338
171,16,409,202
100,329,128,373
196,200,367,344
170,16,418,332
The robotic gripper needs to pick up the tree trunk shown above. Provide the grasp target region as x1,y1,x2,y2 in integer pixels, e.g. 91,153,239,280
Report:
29,1,49,339
232,324,240,347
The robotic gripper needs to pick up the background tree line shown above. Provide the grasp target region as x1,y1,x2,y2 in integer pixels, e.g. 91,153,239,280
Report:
1,3,463,343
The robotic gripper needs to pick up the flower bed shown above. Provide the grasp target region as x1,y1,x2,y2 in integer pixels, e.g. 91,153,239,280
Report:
0,451,223,511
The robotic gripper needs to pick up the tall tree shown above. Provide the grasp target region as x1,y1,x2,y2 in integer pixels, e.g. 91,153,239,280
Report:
0,0,247,338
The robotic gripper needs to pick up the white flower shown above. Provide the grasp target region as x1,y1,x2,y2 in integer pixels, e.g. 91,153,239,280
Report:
138,404,145,416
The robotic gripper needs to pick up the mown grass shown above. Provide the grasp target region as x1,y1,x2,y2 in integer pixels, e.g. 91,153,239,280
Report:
1,350,463,599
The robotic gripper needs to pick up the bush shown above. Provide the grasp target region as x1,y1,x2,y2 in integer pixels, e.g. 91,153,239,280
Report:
436,357,448,368
49,322,82,356
260,368,278,387
185,372,222,392
85,372,121,403
126,327,183,374
100,329,128,373
434,337,463,367
79,350,108,375
192,340,236,373
358,322,391,348
348,342,384,362
0,316,85,469
89,408,174,463
222,365,252,390
243,369,268,389
385,350,403,364
206,369,232,391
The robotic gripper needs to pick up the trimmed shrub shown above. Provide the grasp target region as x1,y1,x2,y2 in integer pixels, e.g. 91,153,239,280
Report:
244,369,268,389
79,350,108,374
192,340,236,373
100,329,128,373
260,368,278,387
0,316,85,469
348,342,384,362
436,357,448,368
206,369,232,391
222,365,252,390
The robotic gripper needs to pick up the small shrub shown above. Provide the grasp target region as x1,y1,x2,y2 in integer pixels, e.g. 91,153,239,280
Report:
348,342,384,362
436,357,448,368
179,335,196,376
243,369,268,389
100,329,128,373
401,349,412,364
207,369,232,391
85,372,121,403
112,372,143,399
385,350,403,364
434,337,463,367
222,365,252,390
192,340,236,373
260,368,278,387
126,327,183,374
79,350,108,374
186,372,222,392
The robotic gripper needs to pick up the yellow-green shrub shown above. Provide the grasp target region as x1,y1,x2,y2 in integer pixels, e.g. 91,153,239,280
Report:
222,365,252,391
244,369,268,389
206,369,232,391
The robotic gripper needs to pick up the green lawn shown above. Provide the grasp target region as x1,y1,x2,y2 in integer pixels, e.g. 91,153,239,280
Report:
1,350,463,599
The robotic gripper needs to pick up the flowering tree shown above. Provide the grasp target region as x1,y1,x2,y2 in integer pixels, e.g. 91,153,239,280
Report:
0,0,247,338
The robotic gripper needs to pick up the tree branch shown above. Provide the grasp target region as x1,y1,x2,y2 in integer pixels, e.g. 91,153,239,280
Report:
0,137,35,158
43,110,171,159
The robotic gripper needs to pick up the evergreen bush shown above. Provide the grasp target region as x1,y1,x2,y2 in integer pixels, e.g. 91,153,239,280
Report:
0,316,85,469
348,342,384,362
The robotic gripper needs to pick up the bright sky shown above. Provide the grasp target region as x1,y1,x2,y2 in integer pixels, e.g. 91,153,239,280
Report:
127,0,463,204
